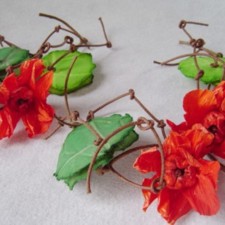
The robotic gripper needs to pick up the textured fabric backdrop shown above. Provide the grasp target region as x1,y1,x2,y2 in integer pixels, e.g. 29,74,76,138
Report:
1,1,225,225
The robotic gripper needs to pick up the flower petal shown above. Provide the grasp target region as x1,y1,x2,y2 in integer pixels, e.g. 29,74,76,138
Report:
163,131,190,155
142,178,158,211
166,120,188,133
183,89,217,125
21,100,54,137
0,107,20,139
213,81,225,109
184,124,214,158
35,70,53,100
0,84,9,104
164,125,213,158
183,162,220,215
133,147,161,174
203,111,225,144
199,159,220,189
18,59,45,90
158,188,191,224
2,73,18,92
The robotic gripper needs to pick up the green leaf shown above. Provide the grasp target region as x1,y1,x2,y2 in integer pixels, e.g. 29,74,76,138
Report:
178,56,225,85
54,114,139,189
42,50,96,95
63,154,113,190
0,47,30,80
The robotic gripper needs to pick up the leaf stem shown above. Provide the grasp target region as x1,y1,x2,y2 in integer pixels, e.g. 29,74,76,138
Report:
98,17,112,48
0,35,19,48
87,89,166,139
39,13,88,44
154,52,220,65
108,145,161,191
64,56,78,119
86,121,138,193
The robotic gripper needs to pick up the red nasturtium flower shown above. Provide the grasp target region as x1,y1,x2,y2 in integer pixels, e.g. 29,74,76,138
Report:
134,125,220,224
0,59,54,139
167,81,225,158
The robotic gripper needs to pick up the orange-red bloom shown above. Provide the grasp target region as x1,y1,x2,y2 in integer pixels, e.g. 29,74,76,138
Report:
134,126,220,224
0,59,54,139
168,81,225,158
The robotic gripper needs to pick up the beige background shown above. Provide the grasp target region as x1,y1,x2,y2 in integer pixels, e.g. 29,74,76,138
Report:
0,1,225,225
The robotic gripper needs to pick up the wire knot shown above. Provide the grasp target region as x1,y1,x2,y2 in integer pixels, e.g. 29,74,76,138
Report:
41,42,51,53
94,138,103,146
71,111,80,121
0,35,5,43
150,177,166,194
6,66,13,74
137,117,154,131
106,41,112,48
195,70,204,80
87,111,94,121
179,20,186,29
217,52,223,58
54,25,61,32
70,44,77,52
190,38,205,49
65,36,74,44
129,89,135,99
157,120,166,129
57,116,65,127
195,38,205,48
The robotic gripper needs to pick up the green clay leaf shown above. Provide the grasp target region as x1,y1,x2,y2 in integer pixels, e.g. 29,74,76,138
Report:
63,154,113,190
42,50,96,95
178,56,225,85
0,47,30,80
54,114,139,189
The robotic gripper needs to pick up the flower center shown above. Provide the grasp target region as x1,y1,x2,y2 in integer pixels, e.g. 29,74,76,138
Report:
204,111,225,143
8,87,34,113
174,168,185,177
208,125,218,134
165,155,198,190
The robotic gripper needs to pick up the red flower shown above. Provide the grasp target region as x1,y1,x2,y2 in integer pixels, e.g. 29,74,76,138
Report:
0,59,54,139
213,81,225,112
168,82,225,158
134,127,220,224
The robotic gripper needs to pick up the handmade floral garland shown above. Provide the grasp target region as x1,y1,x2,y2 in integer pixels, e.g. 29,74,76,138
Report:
0,16,224,225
